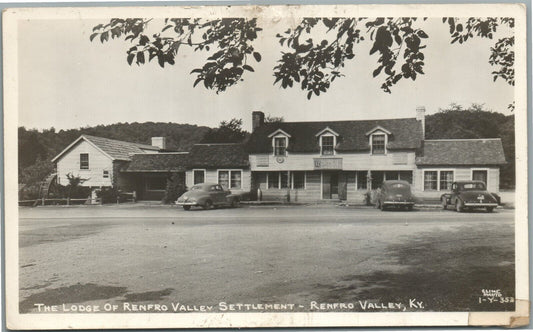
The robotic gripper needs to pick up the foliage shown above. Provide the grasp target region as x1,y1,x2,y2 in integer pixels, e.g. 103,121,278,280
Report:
95,187,121,204
57,173,92,199
91,17,514,98
425,104,515,189
162,173,187,204
91,18,262,93
201,118,247,143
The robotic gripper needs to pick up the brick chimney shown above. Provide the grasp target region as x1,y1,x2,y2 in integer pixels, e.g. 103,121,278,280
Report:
416,106,426,139
252,111,265,132
151,137,166,150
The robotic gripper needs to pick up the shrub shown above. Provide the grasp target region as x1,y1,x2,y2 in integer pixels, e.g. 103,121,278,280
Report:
96,187,123,204
162,174,187,204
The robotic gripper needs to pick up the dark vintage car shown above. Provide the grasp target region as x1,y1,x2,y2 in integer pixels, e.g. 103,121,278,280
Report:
375,180,416,211
176,183,240,210
441,181,500,212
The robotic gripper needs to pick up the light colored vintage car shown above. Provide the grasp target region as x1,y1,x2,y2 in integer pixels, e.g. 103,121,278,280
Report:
176,183,240,210
374,180,416,211
441,181,500,212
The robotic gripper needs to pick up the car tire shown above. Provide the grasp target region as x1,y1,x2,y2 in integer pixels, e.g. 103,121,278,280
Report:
203,200,213,210
183,206,191,211
486,207,494,213
455,199,464,212
442,197,447,210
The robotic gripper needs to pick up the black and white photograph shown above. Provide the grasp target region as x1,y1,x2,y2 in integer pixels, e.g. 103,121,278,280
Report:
3,3,529,329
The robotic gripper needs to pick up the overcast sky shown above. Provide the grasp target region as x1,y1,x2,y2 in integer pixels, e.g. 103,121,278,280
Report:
18,16,514,132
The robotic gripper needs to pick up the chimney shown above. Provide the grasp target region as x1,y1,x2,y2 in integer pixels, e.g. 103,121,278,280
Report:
151,137,166,150
252,111,265,132
416,106,426,139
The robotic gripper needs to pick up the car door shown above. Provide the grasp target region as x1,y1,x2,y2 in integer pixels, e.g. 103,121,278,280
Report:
212,185,226,205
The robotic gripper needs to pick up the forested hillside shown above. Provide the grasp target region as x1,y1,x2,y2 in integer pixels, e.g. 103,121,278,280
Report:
425,104,515,189
18,122,210,186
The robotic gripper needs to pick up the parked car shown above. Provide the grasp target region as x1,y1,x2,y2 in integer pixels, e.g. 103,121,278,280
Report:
176,183,240,210
375,180,415,211
441,181,500,212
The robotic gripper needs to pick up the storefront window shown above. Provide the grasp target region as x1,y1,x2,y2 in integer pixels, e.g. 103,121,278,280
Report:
293,172,305,189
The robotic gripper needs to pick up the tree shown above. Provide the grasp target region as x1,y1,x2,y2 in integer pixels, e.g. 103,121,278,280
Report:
201,118,247,143
90,16,514,99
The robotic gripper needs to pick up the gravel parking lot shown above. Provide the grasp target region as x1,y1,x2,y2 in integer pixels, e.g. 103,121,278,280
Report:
18,205,515,313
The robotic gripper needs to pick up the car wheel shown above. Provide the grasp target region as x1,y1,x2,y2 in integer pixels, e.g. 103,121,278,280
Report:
486,207,494,213
183,206,191,211
203,200,213,210
441,197,447,210
455,199,464,212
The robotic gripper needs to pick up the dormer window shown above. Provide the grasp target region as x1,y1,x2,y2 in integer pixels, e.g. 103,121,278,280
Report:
366,126,391,155
268,129,291,157
371,134,386,155
321,136,334,155
316,127,339,156
274,137,287,156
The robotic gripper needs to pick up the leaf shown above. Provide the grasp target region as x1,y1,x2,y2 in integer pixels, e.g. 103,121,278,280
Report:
157,55,164,68
307,91,313,99
92,24,103,31
100,31,109,43
243,65,254,72
162,25,173,32
89,33,98,42
253,52,262,62
373,65,383,77
127,53,135,65
417,30,429,38
137,52,145,65
193,77,203,87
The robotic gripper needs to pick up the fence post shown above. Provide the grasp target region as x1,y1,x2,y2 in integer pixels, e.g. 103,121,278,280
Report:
67,197,70,206
133,191,137,203
41,197,45,206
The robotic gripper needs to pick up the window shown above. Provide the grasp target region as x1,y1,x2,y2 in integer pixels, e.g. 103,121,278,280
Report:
274,137,287,156
321,136,334,155
371,134,386,155
424,170,454,191
80,153,89,169
146,177,167,191
103,170,109,178
267,171,291,189
193,170,205,185
292,172,305,189
356,171,368,190
218,171,229,188
424,171,438,191
231,171,242,189
268,172,279,189
440,171,454,191
472,170,488,186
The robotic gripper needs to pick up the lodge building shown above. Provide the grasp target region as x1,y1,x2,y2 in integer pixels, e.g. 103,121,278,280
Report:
51,108,506,203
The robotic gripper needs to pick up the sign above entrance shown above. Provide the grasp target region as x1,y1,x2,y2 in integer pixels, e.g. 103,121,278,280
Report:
313,158,342,170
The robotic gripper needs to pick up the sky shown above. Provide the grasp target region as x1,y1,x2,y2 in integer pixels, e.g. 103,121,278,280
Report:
17,16,515,132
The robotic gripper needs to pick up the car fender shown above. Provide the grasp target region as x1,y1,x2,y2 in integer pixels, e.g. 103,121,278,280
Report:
490,193,501,205
226,194,240,202
440,193,452,203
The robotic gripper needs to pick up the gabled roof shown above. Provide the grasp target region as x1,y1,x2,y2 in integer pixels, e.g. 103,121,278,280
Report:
122,153,189,172
416,139,507,166
247,118,423,153
188,143,249,168
366,125,392,136
268,129,292,138
52,135,159,162
315,127,339,137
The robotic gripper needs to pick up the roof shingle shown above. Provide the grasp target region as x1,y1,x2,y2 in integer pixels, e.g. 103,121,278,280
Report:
122,153,190,172
82,135,159,161
188,143,249,168
246,118,423,153
416,139,507,166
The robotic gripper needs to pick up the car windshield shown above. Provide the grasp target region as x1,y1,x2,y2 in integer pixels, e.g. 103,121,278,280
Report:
459,182,486,191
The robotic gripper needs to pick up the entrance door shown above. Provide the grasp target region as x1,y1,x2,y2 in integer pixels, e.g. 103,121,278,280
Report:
322,172,339,199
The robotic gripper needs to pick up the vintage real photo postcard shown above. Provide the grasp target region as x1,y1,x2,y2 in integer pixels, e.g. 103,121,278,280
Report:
3,3,529,329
